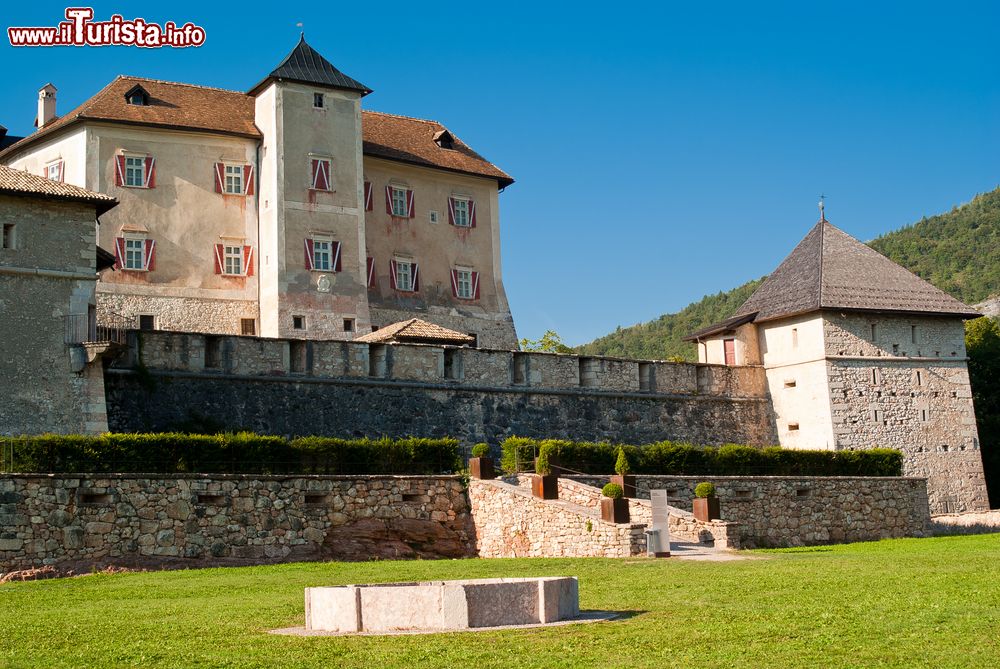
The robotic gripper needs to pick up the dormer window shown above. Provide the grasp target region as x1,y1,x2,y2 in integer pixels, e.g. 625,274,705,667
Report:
124,85,150,106
433,129,455,149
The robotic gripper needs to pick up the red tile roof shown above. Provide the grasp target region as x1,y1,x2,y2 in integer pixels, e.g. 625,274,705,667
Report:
355,318,475,345
0,164,117,214
0,76,513,186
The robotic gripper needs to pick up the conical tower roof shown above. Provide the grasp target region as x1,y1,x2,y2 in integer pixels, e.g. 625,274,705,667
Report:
732,219,980,321
249,35,370,96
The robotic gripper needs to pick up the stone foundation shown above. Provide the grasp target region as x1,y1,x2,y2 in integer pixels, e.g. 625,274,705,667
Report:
98,292,259,335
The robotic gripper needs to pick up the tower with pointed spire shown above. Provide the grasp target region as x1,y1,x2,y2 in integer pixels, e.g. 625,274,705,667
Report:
685,217,988,514
251,36,373,338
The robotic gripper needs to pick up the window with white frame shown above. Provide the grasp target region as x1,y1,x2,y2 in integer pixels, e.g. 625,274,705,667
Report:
124,237,146,270
224,165,243,195
395,258,413,291
455,268,473,299
453,198,470,227
223,245,243,275
46,161,63,182
390,186,408,217
125,156,145,187
313,239,332,271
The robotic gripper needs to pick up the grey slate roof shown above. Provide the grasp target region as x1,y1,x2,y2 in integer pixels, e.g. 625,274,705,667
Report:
249,35,370,96
731,219,981,321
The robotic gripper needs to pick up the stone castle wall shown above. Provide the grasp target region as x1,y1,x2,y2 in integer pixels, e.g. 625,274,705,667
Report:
563,474,930,547
104,331,778,447
0,474,472,574
98,292,259,335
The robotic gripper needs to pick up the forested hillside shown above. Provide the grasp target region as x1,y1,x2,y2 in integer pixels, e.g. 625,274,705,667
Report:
579,187,1000,361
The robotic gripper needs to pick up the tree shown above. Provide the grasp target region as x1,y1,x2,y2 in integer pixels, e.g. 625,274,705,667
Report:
966,316,1000,506
519,330,574,354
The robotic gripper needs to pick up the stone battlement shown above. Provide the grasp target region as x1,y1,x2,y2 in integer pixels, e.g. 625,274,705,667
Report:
128,330,768,399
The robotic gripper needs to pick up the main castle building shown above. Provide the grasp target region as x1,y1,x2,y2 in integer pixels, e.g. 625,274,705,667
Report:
0,37,518,348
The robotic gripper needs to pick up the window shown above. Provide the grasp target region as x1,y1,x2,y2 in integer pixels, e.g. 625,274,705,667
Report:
125,238,145,270
2,224,14,249
390,186,408,217
870,323,878,342
911,325,918,344
394,258,414,291
124,85,150,106
915,370,923,386
343,318,355,332
304,238,341,272
310,158,331,191
46,160,64,182
921,408,929,423
223,245,243,275
788,423,800,431
138,314,156,331
872,409,882,423
128,93,146,106
241,318,256,336
784,379,797,388
791,328,798,348
292,315,305,330
429,210,439,224
224,165,243,194
313,93,324,108
871,368,880,385
451,267,479,300
448,196,476,227
125,156,145,187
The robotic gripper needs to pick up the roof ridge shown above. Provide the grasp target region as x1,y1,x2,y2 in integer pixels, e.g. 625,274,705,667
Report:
363,109,441,126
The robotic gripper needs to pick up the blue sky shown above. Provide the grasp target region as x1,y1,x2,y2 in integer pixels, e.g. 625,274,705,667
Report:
2,2,998,345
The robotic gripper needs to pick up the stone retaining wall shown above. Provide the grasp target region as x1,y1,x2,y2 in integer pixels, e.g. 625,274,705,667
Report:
564,474,931,547
0,474,472,574
467,479,646,558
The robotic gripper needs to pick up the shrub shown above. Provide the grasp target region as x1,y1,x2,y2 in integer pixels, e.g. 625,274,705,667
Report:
499,436,539,474
471,443,490,458
1,434,460,475
602,483,624,499
695,482,716,498
535,450,552,476
614,448,632,476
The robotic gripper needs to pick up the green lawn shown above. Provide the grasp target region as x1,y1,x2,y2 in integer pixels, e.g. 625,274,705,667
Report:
2,534,999,668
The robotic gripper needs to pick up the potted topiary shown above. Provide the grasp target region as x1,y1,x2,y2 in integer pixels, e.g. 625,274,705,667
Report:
468,442,495,480
609,447,636,498
692,482,720,522
600,483,630,523
531,450,559,500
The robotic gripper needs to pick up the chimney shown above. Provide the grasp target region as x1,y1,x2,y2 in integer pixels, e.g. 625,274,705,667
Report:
36,83,57,128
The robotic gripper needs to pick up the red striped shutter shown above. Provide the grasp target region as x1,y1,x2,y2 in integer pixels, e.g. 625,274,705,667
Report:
144,239,156,271
304,238,314,270
214,163,224,193
411,262,419,291
243,165,254,196
332,241,342,272
57,161,65,182
450,269,459,297
114,237,125,269
469,200,477,228
447,197,456,226
144,157,156,188
472,271,480,299
114,155,126,186
366,257,376,287
364,181,373,211
406,189,415,218
385,185,393,215
243,246,254,276
214,244,224,274
389,259,398,289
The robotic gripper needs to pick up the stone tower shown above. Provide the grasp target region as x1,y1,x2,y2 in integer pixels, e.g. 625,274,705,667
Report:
687,218,989,513
251,36,373,338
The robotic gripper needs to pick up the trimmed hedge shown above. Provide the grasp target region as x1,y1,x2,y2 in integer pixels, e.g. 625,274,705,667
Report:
0,433,461,475
500,437,903,477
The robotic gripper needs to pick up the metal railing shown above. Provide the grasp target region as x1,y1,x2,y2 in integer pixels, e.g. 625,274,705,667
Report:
64,311,131,346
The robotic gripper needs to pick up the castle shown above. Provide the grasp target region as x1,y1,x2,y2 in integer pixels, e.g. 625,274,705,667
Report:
0,40,989,517
0,36,518,349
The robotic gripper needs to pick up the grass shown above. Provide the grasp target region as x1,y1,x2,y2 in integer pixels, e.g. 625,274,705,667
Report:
1,534,999,668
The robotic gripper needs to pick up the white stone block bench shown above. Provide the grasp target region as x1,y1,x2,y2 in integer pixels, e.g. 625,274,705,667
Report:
305,577,579,633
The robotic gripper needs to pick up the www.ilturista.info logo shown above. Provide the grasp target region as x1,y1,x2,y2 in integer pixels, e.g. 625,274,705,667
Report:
8,7,206,48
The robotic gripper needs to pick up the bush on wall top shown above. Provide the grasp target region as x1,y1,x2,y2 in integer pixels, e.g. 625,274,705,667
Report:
499,437,903,478
0,433,462,476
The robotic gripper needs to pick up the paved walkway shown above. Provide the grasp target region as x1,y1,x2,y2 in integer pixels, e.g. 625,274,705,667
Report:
664,540,752,561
